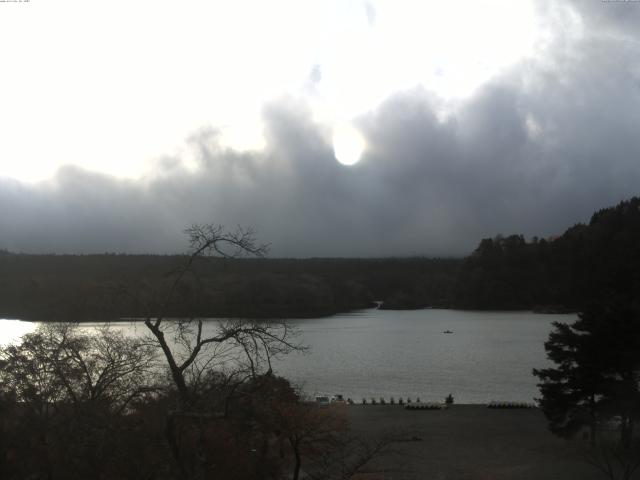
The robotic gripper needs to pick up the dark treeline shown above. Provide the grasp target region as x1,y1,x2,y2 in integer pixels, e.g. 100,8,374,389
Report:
2,196,639,319
454,196,640,311
0,253,460,320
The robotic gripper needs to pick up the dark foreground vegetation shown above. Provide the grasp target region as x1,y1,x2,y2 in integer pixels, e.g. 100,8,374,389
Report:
0,323,390,480
2,197,640,319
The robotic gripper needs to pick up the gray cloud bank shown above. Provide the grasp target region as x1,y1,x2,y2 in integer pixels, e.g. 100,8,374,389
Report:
1,1,640,257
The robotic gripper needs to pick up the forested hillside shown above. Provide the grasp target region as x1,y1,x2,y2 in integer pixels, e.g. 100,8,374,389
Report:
0,253,460,320
453,197,640,310
2,196,638,319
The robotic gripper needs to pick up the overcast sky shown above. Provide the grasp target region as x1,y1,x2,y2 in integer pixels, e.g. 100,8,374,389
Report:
1,0,639,257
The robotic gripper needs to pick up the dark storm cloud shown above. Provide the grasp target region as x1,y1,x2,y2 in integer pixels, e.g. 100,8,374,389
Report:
1,1,639,257
568,0,640,38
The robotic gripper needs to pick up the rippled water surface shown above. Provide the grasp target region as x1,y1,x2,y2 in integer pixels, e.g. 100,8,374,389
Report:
1,309,575,403
272,309,574,403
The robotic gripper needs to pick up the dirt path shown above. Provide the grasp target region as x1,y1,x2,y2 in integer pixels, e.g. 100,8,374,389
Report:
346,405,603,480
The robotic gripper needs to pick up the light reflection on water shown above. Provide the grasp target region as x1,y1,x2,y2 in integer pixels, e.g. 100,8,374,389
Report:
272,309,574,404
0,309,574,404
0,319,37,345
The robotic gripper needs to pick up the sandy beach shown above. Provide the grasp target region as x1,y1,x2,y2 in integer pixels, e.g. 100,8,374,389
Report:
347,404,602,480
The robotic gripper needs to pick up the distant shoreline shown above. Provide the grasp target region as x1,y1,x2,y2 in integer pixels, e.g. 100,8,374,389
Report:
0,306,578,323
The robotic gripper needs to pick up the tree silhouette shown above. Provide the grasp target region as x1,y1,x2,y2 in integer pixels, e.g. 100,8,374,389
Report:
534,297,640,447
133,224,305,479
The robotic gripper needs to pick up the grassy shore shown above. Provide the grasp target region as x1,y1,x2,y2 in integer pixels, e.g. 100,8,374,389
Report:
347,404,601,480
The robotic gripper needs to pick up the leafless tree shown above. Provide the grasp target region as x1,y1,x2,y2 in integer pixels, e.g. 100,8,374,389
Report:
139,224,302,408
304,428,401,480
0,323,158,415
0,323,161,479
582,439,640,480
129,224,305,479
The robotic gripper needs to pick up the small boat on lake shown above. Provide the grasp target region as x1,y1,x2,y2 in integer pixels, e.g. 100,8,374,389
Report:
443,330,453,334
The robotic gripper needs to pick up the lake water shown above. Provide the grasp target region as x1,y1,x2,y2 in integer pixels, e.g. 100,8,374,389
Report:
0,308,574,404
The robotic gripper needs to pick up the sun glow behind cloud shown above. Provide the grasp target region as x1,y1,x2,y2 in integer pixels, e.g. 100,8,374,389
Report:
0,0,539,182
333,123,365,166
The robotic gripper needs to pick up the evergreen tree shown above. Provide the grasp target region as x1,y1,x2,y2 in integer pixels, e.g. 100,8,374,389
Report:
533,319,604,443
534,297,640,446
